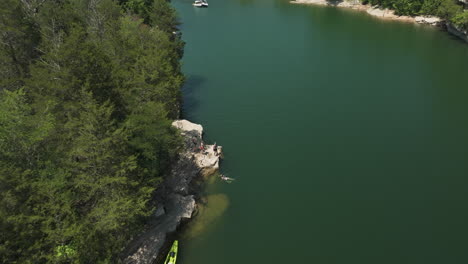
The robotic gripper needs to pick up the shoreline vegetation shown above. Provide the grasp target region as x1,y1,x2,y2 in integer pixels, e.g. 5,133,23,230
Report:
291,0,468,42
0,0,192,263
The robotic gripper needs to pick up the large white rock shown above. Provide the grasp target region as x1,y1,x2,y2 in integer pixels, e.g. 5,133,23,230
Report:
172,120,222,171
415,16,442,26
194,146,220,169
172,120,203,138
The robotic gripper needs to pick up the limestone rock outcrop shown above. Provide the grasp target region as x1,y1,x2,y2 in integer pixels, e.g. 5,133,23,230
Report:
415,16,442,26
122,120,222,264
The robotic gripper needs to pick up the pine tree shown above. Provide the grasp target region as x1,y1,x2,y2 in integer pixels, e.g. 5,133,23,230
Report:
0,0,40,90
0,0,183,261
60,88,154,262
0,88,54,262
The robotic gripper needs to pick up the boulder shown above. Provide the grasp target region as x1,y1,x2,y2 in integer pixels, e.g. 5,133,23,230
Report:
172,120,203,138
154,206,166,218
415,16,442,26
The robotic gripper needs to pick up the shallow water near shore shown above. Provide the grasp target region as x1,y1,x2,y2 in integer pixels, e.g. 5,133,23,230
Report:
173,0,468,263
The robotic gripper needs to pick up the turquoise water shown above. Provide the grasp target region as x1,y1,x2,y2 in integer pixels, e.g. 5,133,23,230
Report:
172,0,468,263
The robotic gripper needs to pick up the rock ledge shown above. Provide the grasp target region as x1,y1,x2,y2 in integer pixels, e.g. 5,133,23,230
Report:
122,120,222,264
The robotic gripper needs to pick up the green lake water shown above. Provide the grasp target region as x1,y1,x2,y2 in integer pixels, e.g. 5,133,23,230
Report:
172,0,468,263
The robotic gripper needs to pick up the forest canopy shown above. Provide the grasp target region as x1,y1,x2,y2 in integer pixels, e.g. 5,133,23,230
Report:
0,0,184,262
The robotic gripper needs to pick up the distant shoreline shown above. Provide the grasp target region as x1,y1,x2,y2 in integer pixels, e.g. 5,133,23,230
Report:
290,0,468,43
290,0,442,26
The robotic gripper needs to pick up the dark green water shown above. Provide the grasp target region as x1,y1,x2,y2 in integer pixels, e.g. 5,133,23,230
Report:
172,0,468,263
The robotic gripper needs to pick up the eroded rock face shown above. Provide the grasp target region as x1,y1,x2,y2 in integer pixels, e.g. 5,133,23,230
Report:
123,194,195,264
122,120,222,264
447,23,468,43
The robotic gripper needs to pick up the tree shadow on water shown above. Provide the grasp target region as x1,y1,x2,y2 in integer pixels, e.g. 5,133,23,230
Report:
181,75,206,119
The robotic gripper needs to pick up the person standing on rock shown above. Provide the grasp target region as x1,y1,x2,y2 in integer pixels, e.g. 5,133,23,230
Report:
192,137,198,151
200,142,204,151
213,142,218,156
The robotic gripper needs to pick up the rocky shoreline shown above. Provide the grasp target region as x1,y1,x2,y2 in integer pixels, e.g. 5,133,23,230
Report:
291,0,443,26
447,22,468,43
291,0,468,43
122,120,222,264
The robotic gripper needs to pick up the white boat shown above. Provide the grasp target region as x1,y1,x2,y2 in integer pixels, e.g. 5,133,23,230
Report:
193,0,208,7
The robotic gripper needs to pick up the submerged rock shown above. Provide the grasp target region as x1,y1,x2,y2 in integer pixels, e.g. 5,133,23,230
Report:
122,120,222,264
182,193,230,239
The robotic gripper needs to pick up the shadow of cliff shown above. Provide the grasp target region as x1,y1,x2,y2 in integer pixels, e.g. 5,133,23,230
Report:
181,75,206,119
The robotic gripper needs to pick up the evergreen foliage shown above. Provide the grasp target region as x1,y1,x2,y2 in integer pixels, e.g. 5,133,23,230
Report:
0,0,184,262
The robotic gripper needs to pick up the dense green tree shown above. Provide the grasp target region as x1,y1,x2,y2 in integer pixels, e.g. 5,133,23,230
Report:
420,0,443,15
0,88,54,262
452,11,468,28
0,89,53,165
392,0,424,15
0,0,40,90
149,0,180,32
26,25,117,113
125,101,181,180
59,89,153,262
0,0,183,262
110,16,183,118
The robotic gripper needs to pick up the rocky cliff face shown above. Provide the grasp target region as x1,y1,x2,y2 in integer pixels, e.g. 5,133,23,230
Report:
122,120,222,264
447,23,468,43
